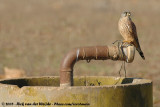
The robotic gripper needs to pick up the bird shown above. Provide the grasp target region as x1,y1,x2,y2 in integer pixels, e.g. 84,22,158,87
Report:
118,11,145,60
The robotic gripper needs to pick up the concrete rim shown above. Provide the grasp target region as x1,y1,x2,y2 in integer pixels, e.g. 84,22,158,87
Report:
0,76,152,89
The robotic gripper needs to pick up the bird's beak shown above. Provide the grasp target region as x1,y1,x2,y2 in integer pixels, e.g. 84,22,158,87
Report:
128,13,131,16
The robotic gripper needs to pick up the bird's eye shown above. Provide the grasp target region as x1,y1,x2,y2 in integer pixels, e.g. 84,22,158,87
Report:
126,13,128,16
122,12,127,17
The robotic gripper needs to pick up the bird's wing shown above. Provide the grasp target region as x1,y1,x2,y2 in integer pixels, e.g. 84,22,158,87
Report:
125,20,137,37
130,21,145,59
125,20,141,48
130,21,139,42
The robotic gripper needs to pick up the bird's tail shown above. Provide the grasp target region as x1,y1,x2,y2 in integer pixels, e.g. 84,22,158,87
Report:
137,48,145,60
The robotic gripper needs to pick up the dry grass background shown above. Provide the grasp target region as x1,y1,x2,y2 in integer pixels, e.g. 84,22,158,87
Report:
0,0,159,106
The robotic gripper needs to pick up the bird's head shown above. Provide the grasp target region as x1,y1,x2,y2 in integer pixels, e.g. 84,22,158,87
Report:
121,11,131,18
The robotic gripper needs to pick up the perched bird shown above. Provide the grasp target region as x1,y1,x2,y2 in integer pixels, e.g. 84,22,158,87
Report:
118,11,145,60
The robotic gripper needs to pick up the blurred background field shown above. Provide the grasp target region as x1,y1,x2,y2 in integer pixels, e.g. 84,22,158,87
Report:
0,0,159,106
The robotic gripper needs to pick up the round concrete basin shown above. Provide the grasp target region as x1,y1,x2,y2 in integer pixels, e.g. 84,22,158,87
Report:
0,76,152,107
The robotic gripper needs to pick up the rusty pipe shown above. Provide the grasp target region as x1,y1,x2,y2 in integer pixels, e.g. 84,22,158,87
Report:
60,45,135,87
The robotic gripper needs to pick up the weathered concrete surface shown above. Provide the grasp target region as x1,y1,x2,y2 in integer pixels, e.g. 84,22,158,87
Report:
0,76,152,107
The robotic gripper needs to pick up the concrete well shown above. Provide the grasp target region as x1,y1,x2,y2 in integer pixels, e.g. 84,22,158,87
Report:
0,76,152,107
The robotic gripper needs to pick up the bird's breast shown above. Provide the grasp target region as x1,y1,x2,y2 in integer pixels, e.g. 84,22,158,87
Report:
118,19,134,41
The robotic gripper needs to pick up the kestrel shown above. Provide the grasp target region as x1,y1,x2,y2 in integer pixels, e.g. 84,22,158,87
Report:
118,11,145,60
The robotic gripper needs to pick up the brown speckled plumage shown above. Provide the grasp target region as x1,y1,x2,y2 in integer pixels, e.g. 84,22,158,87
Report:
118,12,145,60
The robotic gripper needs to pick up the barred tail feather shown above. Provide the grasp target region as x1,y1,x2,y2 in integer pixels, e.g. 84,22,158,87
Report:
136,48,145,60
139,51,145,60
